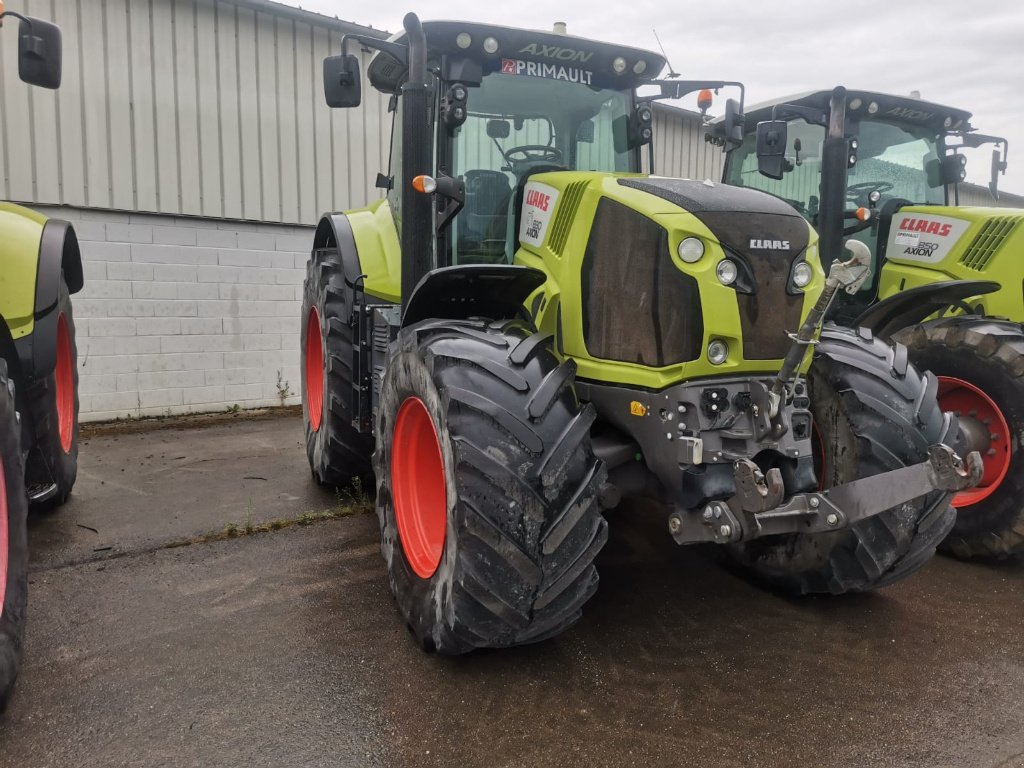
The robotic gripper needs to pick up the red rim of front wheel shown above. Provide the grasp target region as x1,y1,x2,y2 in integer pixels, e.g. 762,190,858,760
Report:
0,457,8,618
305,308,324,432
55,313,74,453
391,397,447,579
937,376,1011,508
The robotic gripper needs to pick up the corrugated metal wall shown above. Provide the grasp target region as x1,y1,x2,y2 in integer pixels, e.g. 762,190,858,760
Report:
650,105,724,180
0,0,391,224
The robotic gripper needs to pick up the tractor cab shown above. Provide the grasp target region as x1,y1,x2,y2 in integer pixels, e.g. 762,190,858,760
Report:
362,21,661,266
717,89,1010,320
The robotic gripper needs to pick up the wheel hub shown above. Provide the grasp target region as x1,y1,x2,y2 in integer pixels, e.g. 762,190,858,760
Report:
0,457,8,618
55,313,74,453
937,376,1011,508
305,308,324,432
391,397,447,579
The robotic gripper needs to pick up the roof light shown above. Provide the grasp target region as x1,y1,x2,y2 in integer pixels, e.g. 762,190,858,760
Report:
483,36,499,54
944,116,953,128
456,32,472,49
612,56,627,74
633,60,647,75
849,97,863,110
867,101,879,115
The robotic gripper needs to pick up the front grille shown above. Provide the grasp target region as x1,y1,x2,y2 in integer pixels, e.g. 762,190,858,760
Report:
959,216,1021,271
581,199,703,366
547,181,588,255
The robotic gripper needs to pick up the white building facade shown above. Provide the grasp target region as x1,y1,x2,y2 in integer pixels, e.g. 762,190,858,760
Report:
9,1,1013,421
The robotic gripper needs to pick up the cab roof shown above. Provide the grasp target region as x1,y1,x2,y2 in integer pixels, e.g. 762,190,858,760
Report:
366,20,665,93
738,89,975,135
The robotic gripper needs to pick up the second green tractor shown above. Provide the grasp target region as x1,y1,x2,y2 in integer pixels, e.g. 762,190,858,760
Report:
719,87,1024,559
301,17,980,653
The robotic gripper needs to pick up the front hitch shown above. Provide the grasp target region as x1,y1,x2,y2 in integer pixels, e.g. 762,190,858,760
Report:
668,444,983,545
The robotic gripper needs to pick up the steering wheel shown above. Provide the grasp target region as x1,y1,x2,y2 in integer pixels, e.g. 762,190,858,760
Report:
846,181,894,206
504,145,563,165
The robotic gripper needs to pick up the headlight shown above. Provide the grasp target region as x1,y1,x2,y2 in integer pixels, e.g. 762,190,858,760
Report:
677,238,705,263
792,261,813,288
716,259,738,286
612,56,627,74
707,340,729,365
456,32,472,49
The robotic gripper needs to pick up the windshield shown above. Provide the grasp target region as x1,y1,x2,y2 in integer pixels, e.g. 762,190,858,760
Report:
724,118,945,220
449,71,634,264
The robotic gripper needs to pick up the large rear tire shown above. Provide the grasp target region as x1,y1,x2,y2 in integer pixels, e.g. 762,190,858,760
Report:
24,275,79,510
726,325,957,594
300,248,373,488
374,318,607,654
893,317,1024,559
0,360,29,711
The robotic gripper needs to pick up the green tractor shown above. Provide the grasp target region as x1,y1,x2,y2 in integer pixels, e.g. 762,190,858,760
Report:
718,87,1024,559
301,17,980,653
0,6,82,708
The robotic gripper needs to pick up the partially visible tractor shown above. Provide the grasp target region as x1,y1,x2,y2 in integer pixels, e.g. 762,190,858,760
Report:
301,17,979,654
0,4,80,709
718,87,1024,559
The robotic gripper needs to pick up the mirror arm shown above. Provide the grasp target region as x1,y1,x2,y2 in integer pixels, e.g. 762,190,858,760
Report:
340,33,408,68
0,10,31,25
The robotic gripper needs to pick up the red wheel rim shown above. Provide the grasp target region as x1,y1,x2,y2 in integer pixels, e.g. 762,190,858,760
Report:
55,313,74,453
305,308,324,432
0,457,8,618
391,397,447,579
937,376,1011,508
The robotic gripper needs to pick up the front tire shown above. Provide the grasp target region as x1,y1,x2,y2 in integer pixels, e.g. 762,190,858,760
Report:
374,318,607,654
24,275,79,509
300,248,374,487
0,360,29,711
893,317,1024,559
726,325,957,594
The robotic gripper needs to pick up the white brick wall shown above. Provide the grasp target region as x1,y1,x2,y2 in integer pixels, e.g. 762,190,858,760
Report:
36,206,314,422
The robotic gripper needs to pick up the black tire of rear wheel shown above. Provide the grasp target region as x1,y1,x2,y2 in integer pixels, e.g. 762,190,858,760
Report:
300,248,374,488
893,316,1024,559
24,276,79,510
374,318,608,654
726,324,957,594
0,360,29,711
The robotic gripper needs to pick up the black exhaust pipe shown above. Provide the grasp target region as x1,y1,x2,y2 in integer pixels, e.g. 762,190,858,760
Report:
399,12,432,307
817,86,848,268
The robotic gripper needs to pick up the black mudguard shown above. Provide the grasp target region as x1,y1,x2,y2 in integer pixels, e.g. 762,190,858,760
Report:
19,220,83,380
400,264,546,328
312,213,363,290
853,280,1000,339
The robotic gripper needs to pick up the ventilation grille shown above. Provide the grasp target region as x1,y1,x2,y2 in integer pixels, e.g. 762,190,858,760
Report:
547,181,589,254
959,216,1021,271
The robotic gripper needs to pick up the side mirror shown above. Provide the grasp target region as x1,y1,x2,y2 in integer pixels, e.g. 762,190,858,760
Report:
323,54,361,108
722,99,744,148
486,119,510,140
755,120,788,180
990,147,1007,199
18,16,62,89
939,153,967,185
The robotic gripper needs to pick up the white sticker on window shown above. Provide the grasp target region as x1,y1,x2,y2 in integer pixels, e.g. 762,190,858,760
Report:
519,182,560,248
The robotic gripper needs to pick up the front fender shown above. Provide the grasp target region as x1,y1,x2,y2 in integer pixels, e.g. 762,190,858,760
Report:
0,202,83,379
853,280,1000,339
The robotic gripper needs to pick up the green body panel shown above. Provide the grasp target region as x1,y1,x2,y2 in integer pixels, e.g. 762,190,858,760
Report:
877,204,1024,319
347,172,824,390
348,198,403,303
0,201,47,339
512,172,824,389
